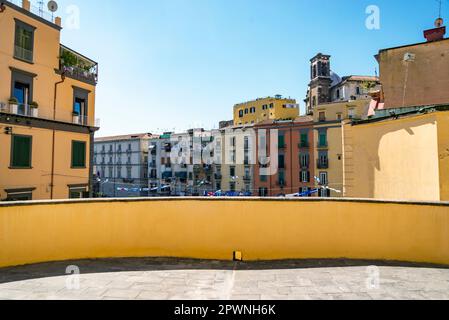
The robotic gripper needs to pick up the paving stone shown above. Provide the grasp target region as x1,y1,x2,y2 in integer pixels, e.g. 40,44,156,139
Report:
1,258,449,300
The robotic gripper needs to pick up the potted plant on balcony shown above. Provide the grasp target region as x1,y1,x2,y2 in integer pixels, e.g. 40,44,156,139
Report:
72,111,80,124
8,97,18,114
30,101,39,117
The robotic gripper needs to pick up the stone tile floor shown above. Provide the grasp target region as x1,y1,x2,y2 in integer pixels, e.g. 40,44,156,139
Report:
0,258,448,300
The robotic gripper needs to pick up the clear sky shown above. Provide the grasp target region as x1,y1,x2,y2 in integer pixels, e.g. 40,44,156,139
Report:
53,0,446,136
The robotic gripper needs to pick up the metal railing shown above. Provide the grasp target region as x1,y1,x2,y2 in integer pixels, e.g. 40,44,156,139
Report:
14,45,33,62
59,45,98,84
1,101,100,128
6,0,57,24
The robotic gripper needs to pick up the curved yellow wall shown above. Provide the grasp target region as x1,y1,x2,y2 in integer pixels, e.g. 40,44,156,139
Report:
1,198,449,268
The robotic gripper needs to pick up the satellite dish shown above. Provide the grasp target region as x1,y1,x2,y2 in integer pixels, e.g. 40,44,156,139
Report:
47,0,58,12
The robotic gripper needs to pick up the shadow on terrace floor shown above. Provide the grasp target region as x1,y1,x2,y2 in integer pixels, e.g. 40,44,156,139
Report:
0,257,448,284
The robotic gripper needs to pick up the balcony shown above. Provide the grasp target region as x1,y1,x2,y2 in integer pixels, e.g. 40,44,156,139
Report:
243,175,252,181
59,45,98,85
317,141,328,149
214,174,222,180
0,102,100,127
317,159,329,169
14,45,33,63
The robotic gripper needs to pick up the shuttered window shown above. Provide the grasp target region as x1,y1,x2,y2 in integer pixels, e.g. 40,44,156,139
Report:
72,141,86,168
11,135,32,168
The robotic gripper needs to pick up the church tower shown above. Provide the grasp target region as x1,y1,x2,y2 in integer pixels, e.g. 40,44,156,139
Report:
305,53,333,115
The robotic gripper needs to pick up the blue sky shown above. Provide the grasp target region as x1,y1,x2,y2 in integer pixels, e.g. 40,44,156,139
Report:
54,0,445,136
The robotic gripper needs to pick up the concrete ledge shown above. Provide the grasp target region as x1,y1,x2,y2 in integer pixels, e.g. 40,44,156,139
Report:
1,196,449,208
1,198,449,268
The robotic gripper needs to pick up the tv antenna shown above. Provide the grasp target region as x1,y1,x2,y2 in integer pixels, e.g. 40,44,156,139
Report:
47,1,58,21
37,0,44,17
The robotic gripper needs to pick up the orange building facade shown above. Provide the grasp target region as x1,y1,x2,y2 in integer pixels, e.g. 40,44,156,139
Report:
254,117,315,196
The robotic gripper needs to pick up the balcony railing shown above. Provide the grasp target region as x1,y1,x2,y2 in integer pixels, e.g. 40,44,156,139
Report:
317,141,328,148
0,102,100,127
59,45,98,85
14,45,33,62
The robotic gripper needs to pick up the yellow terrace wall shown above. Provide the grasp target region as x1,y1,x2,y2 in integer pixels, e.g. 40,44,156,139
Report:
1,198,449,268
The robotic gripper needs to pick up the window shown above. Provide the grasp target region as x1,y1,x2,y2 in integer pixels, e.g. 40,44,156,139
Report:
6,191,33,201
109,166,113,178
337,113,342,121
239,110,244,118
348,108,355,119
301,171,310,183
230,166,236,177
11,135,32,168
318,130,327,147
127,167,132,179
14,20,35,62
319,172,328,185
300,131,309,147
356,87,361,95
73,87,89,125
259,188,268,197
269,103,274,109
71,141,86,168
260,175,267,182
278,154,285,169
117,166,122,178
300,153,310,168
278,171,285,186
230,182,236,192
69,187,87,199
319,112,326,122
278,134,285,148
336,89,340,99
244,108,248,114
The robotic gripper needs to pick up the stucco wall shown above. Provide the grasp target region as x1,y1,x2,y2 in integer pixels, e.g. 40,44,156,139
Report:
379,39,449,109
343,113,441,201
1,198,449,268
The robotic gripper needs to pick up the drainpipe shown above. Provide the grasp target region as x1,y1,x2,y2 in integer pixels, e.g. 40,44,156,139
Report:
50,73,66,199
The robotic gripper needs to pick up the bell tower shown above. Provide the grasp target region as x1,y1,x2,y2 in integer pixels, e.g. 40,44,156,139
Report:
306,53,332,115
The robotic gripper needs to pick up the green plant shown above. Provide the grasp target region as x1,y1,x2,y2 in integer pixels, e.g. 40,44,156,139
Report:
361,81,377,92
8,97,18,104
60,50,78,68
30,101,39,108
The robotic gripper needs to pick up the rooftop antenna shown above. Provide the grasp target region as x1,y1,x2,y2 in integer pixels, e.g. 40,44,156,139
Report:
37,0,44,17
47,1,58,21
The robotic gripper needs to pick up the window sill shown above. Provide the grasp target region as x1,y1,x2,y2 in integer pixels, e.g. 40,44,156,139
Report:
9,166,33,170
71,166,87,169
13,56,34,65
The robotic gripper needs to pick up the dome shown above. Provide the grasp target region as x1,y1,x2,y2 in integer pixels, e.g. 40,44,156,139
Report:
330,71,342,87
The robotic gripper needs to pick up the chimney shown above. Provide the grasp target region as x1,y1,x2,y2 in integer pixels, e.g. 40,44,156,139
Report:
424,18,446,42
22,0,30,11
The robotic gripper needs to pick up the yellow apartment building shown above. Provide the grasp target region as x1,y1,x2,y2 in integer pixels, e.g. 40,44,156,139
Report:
313,99,370,197
233,96,299,126
215,125,254,194
0,0,98,201
343,107,449,201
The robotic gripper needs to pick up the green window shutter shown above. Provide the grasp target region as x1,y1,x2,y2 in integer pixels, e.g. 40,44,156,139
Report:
72,141,86,168
301,133,308,146
11,135,32,168
319,133,327,146
278,135,285,148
